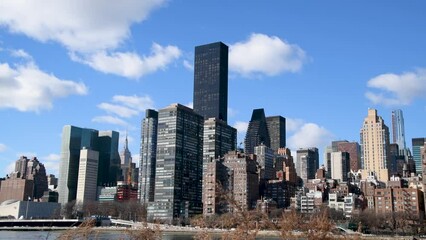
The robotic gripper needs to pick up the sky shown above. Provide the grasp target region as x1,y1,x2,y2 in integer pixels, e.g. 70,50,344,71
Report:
0,1,425,177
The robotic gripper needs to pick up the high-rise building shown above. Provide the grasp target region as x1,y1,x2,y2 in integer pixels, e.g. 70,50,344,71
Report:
202,118,237,166
202,158,228,216
12,156,48,200
296,148,319,185
193,42,228,122
266,116,286,153
244,109,270,155
413,138,426,175
254,144,275,181
336,141,361,172
360,109,391,183
76,148,99,204
139,109,158,204
58,125,120,204
330,152,350,182
120,135,134,185
147,104,204,223
392,109,407,153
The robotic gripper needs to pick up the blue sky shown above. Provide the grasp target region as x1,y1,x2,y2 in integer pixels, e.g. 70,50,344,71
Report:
0,1,425,177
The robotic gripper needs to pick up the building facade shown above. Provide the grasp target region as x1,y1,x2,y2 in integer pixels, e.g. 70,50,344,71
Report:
391,109,407,154
337,141,361,172
244,108,270,155
139,109,158,204
330,152,350,182
413,138,426,175
296,148,319,185
265,116,286,153
76,148,99,204
193,42,228,122
360,109,391,183
147,104,204,223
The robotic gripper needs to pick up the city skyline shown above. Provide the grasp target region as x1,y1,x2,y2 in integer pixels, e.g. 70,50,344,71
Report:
1,1,426,176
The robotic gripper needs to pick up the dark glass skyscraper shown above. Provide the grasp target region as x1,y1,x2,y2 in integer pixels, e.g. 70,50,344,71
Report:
139,109,158,204
193,42,228,122
266,116,286,153
244,109,270,155
412,138,426,174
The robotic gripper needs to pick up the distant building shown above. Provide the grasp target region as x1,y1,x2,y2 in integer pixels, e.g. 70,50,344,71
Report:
76,148,99,205
360,109,391,183
244,108,270,155
147,104,204,223
265,116,286,153
296,148,319,185
58,125,120,204
120,135,134,185
413,138,426,175
193,42,228,122
275,148,297,184
0,200,60,219
202,158,228,216
391,109,407,154
330,152,350,182
254,144,275,181
0,178,33,203
97,186,117,202
139,109,158,204
337,141,361,172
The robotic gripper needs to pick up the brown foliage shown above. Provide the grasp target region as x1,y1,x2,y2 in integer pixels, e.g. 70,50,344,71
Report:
124,222,162,240
58,219,97,240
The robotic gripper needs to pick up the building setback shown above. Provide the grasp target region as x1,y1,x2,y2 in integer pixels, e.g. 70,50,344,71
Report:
244,109,270,155
360,109,391,183
193,42,228,122
139,109,158,204
147,104,204,223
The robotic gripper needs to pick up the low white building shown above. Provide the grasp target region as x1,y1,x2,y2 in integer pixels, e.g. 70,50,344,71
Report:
0,200,60,219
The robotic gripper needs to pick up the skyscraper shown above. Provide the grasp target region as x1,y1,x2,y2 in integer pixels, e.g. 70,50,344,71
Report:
296,148,319,185
392,109,407,153
76,148,99,204
413,138,426,174
139,109,158,204
266,116,286,153
147,104,204,223
202,118,237,165
336,141,361,172
193,42,228,122
244,109,270,155
58,125,120,204
120,135,134,185
360,109,391,183
330,152,350,182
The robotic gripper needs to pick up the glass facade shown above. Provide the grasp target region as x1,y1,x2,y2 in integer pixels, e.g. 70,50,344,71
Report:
296,148,319,185
413,138,426,174
244,108,270,155
139,109,158,204
58,125,120,204
392,109,407,152
266,116,286,153
147,104,204,223
193,42,228,122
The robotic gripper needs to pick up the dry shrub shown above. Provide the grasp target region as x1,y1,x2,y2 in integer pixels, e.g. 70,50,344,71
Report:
59,219,97,240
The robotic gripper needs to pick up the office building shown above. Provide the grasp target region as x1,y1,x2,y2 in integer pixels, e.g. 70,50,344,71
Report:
76,148,99,204
360,109,391,183
120,135,135,185
12,156,48,200
202,158,228,216
336,141,361,172
266,116,286,153
0,178,33,203
413,138,426,175
330,152,350,182
193,42,228,122
139,109,158,204
58,125,120,204
391,109,407,153
296,148,319,185
147,104,204,223
203,118,237,166
254,144,275,181
244,109,270,155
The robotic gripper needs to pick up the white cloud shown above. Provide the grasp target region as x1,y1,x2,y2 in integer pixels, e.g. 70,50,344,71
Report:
233,121,249,135
366,68,426,106
71,43,181,79
0,143,6,152
0,1,165,53
41,153,61,175
288,123,334,150
10,49,32,60
5,161,15,175
185,102,194,109
97,103,139,118
286,118,306,132
42,153,61,162
229,33,306,77
0,61,87,112
16,152,37,158
228,107,238,118
92,115,128,126
112,95,154,111
183,60,194,71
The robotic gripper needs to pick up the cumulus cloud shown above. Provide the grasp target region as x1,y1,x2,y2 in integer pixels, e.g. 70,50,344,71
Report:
41,153,61,175
0,60,87,112
10,49,32,60
0,1,165,52
0,1,183,79
5,161,15,175
366,68,426,106
183,60,194,71
92,115,128,126
71,43,181,79
233,121,249,135
229,33,306,77
43,153,61,161
286,118,305,132
0,143,6,152
288,123,334,150
94,94,153,126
